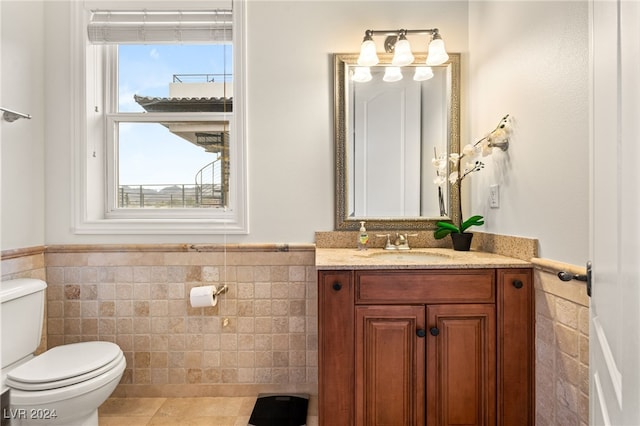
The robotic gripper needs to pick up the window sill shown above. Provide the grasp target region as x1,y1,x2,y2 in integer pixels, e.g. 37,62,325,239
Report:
73,217,248,235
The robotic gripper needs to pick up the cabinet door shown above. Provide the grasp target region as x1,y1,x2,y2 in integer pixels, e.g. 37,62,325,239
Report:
356,305,426,426
427,304,496,426
497,269,534,425
318,271,355,426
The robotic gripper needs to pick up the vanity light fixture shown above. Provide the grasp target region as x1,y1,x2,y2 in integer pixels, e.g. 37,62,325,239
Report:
390,30,414,66
357,28,449,67
425,32,449,65
355,28,448,83
357,30,379,66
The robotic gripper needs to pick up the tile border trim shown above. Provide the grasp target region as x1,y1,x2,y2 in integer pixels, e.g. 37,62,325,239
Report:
1,245,46,260
42,243,316,254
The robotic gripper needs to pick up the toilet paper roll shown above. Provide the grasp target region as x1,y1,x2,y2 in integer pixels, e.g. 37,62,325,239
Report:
190,285,218,308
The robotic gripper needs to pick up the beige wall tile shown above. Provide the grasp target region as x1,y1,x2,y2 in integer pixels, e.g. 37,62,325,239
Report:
535,266,590,426
8,245,318,397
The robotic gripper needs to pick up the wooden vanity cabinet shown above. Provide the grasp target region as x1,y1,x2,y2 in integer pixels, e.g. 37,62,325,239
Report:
318,268,533,426
318,270,355,425
426,303,496,426
356,304,426,425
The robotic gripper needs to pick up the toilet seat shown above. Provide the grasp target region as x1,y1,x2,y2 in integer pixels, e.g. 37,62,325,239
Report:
8,355,126,407
6,341,123,391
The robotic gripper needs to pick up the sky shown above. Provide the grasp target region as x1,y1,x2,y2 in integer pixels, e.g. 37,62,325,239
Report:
117,44,231,186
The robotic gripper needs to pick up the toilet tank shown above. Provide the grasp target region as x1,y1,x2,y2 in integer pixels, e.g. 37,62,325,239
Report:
0,279,47,369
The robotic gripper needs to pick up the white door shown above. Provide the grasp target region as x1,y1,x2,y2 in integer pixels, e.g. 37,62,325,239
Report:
353,71,422,217
590,0,640,424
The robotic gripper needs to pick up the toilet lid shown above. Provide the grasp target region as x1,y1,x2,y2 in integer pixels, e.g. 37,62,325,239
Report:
6,341,123,390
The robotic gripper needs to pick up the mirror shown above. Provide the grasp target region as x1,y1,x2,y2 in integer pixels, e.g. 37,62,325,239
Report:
334,52,460,230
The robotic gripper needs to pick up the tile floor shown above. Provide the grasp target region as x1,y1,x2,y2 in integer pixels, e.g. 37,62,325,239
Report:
98,396,319,426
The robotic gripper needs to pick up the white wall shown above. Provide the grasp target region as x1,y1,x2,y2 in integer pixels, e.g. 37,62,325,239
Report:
34,0,468,245
468,1,589,265
1,0,590,265
1,1,46,251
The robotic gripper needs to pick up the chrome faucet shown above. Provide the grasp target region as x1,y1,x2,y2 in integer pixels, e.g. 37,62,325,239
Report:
377,233,418,250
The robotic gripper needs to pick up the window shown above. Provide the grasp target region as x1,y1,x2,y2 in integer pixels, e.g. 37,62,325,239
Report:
73,1,247,234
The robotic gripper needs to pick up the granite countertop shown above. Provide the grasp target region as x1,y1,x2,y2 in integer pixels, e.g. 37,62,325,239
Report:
315,248,532,270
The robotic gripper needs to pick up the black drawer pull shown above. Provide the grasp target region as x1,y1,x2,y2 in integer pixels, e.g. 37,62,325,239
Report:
513,279,523,289
430,327,440,336
416,329,426,338
332,282,342,291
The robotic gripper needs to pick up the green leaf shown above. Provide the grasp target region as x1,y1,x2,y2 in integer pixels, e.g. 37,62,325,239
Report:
434,228,453,239
460,215,485,233
436,221,460,232
434,220,460,239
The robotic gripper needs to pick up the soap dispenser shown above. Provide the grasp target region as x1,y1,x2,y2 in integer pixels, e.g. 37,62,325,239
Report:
357,221,369,250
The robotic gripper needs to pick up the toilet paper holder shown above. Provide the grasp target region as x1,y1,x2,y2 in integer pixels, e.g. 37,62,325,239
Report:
189,284,229,308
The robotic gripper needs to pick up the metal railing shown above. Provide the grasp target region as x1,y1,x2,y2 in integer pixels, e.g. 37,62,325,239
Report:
195,159,224,207
119,159,224,209
173,73,232,84
118,184,205,208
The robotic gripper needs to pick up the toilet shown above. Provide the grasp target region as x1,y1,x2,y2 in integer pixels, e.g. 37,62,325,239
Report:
1,279,126,426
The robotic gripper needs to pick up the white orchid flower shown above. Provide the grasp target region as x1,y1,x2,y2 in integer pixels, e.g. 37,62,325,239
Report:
481,139,492,157
500,116,514,134
433,175,446,186
490,128,507,141
432,157,447,171
462,144,475,157
448,171,459,184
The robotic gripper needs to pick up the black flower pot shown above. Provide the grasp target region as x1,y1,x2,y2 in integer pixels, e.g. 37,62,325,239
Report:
450,232,473,251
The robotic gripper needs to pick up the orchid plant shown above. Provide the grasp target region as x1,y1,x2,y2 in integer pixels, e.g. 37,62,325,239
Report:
433,114,513,239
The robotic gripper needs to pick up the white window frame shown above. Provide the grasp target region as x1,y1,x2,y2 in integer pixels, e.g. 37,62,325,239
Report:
105,113,234,219
71,0,248,234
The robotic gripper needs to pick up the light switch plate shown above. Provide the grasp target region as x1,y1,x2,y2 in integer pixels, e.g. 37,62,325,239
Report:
489,184,500,208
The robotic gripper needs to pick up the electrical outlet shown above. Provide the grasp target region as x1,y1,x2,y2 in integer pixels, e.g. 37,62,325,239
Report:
489,184,500,208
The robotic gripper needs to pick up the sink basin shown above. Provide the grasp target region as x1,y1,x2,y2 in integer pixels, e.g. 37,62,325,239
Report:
363,250,450,263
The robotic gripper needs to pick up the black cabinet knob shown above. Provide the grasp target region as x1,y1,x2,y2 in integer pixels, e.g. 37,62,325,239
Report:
416,329,426,338
332,282,342,291
513,279,523,289
430,327,440,336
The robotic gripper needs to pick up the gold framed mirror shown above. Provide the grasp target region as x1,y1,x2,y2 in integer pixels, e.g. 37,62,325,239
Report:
334,52,460,230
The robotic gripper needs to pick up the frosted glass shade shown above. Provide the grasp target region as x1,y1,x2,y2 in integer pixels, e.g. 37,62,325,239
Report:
358,40,379,66
426,38,449,65
352,67,372,83
413,66,434,81
391,38,414,66
383,66,403,82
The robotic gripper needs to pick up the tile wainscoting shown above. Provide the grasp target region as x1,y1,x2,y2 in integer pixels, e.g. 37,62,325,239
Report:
531,258,590,426
3,244,318,398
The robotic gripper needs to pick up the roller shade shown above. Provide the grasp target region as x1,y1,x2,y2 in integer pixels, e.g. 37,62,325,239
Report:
87,10,232,44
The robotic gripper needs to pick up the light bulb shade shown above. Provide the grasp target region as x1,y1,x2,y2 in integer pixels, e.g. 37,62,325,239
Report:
413,66,434,81
383,66,403,82
391,38,415,66
358,39,379,66
426,38,449,65
352,67,372,83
